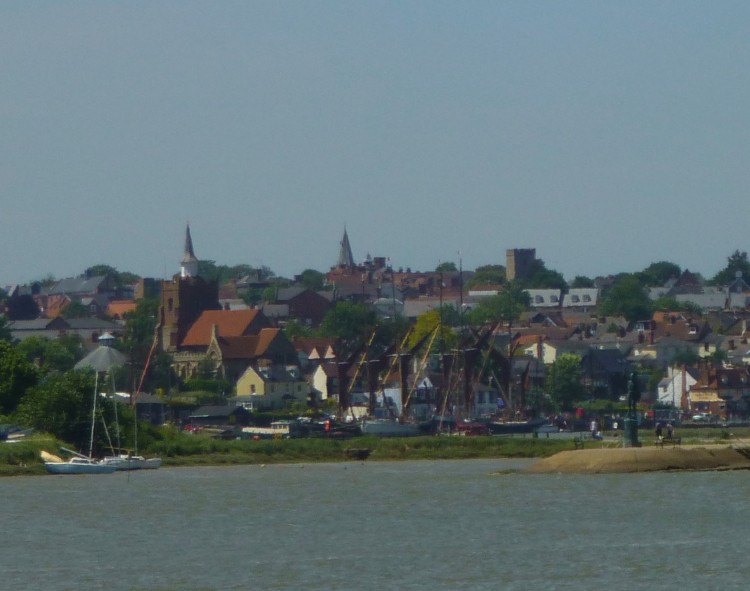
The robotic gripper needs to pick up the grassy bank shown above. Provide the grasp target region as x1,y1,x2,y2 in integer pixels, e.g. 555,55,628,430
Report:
5,426,750,476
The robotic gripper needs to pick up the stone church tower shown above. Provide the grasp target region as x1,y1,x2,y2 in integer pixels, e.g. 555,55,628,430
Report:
158,224,220,352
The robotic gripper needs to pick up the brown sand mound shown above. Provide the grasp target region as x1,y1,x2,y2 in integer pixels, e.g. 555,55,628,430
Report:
525,445,750,474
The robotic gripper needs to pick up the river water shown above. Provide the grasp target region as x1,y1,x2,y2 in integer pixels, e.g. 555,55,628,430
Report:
2,459,749,591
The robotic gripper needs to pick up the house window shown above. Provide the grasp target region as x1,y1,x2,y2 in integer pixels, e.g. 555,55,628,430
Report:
550,295,559,303
583,295,591,302
571,295,580,303
250,385,256,394
535,295,543,304
168,298,174,312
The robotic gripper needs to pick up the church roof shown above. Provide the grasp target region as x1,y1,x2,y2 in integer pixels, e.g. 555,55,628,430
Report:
182,223,198,265
337,228,355,268
181,309,264,347
215,328,282,359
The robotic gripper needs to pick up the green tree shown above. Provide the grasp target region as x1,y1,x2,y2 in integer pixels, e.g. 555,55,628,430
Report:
16,336,81,374
319,301,378,344
298,269,326,291
711,250,750,286
283,319,314,339
5,294,40,320
466,282,529,327
639,261,681,286
651,297,702,316
466,265,505,288
569,275,594,288
547,353,583,411
671,347,700,366
0,316,12,343
123,298,159,363
598,274,653,322
0,341,39,415
523,259,567,290
407,309,457,353
61,300,89,319
435,262,458,273
14,370,116,453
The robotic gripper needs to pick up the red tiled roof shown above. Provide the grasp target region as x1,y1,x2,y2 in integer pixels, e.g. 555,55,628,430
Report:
107,300,137,319
217,328,281,360
181,309,262,347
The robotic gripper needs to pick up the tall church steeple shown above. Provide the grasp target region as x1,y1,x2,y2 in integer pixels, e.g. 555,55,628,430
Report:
180,223,199,278
337,227,355,269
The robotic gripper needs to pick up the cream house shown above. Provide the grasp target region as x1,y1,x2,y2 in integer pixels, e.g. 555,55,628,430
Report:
235,365,310,410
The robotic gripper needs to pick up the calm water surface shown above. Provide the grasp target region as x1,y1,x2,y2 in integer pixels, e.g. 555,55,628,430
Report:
2,459,749,591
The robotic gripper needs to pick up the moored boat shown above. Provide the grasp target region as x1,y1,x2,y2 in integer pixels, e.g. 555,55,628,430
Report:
42,454,117,475
360,418,425,437
101,454,162,470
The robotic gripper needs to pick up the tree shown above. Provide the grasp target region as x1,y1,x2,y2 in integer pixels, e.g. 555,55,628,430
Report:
547,353,583,411
408,309,457,353
598,274,653,322
651,296,702,316
5,294,39,320
283,319,313,339
61,300,89,319
523,259,566,290
711,250,750,286
298,269,326,291
466,265,505,288
671,347,699,366
639,261,681,286
16,336,82,374
435,262,457,273
14,370,116,453
569,275,594,288
0,341,39,415
123,297,159,358
319,301,378,345
0,316,12,343
466,281,529,327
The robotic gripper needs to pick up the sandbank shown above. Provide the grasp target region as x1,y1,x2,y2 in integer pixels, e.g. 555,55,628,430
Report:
524,444,750,474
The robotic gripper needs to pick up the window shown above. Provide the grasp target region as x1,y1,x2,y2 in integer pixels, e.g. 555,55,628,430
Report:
583,295,591,302
550,295,559,303
571,295,580,303
535,295,543,304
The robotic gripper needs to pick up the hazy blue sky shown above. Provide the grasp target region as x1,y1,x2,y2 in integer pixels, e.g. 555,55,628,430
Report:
2,2,749,284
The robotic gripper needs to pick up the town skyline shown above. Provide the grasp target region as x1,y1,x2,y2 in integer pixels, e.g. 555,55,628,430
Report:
3,4,750,284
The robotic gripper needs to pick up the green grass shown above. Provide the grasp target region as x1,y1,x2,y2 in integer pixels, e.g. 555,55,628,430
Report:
6,426,750,475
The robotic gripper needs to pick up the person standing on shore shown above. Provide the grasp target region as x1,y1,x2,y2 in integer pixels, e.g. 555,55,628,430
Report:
666,423,674,440
655,422,663,442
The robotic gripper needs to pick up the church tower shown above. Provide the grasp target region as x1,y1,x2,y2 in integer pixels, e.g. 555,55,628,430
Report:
159,224,219,352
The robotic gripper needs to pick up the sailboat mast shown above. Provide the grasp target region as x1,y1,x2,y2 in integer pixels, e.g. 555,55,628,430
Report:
89,372,98,458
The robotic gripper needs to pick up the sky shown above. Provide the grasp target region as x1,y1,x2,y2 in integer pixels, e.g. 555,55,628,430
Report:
2,1,749,285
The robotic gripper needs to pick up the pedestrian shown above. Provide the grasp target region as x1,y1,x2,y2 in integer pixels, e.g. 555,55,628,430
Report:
655,422,663,442
666,423,674,440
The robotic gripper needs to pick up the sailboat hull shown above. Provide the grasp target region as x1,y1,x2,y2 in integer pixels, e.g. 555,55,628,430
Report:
102,455,162,471
44,458,117,475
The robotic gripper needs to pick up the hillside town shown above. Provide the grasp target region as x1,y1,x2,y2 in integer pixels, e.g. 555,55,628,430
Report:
3,225,750,440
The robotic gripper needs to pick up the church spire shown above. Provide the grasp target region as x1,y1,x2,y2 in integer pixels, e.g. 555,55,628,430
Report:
180,223,199,278
337,227,355,268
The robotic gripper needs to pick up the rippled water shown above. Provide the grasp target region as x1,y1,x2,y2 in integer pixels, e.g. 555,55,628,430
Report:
2,460,749,590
